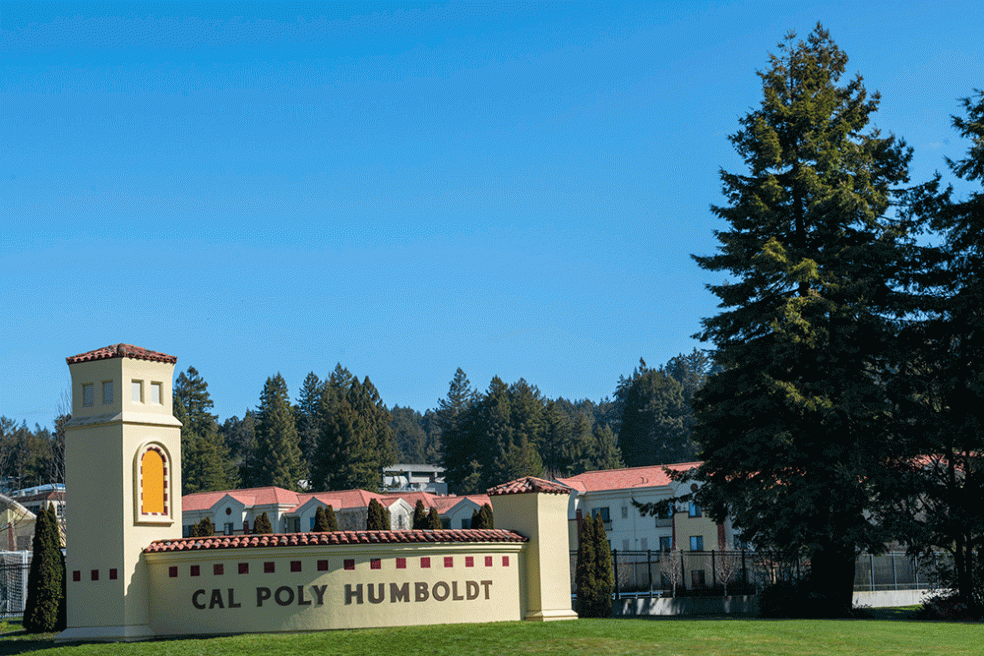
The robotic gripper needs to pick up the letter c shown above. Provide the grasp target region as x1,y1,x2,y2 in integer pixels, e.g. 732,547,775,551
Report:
192,589,207,610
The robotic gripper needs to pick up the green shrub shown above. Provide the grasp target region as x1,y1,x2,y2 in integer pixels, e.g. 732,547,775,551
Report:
412,500,428,529
253,512,274,534
23,504,65,633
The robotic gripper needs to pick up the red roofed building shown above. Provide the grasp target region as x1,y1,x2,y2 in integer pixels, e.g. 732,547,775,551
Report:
182,487,492,536
556,462,738,556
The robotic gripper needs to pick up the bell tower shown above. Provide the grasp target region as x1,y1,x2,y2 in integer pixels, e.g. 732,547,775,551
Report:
58,344,181,642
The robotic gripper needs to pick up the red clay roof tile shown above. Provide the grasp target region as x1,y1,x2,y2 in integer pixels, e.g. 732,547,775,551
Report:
487,477,571,496
144,529,526,553
556,462,701,493
66,344,177,365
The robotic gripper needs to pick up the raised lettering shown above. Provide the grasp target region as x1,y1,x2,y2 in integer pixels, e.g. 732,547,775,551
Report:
368,583,385,604
390,582,409,603
480,580,492,600
256,586,271,607
297,585,311,606
345,583,363,605
192,589,207,610
275,586,295,606
311,584,327,606
414,581,429,602
209,589,225,609
433,581,450,601
466,580,479,600
451,581,464,601
228,588,242,608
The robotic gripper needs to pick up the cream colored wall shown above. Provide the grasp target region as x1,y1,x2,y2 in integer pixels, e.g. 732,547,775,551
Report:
145,542,524,635
493,492,577,621
674,512,719,551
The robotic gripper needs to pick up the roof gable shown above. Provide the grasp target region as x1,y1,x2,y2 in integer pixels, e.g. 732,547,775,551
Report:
556,462,701,493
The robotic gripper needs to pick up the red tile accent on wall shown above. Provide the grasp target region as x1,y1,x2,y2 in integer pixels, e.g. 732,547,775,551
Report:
444,556,454,568
396,557,406,569
168,566,178,578
264,561,275,574
290,561,302,573
420,557,430,568
370,558,381,570
485,556,493,567
238,563,249,574
190,565,200,577
317,560,329,572
214,563,224,576
72,570,81,582
91,570,99,581
343,559,355,571
465,556,474,567
109,569,118,580
502,556,510,567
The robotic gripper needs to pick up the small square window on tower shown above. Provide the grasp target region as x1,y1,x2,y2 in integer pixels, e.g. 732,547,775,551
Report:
150,381,162,404
102,381,113,404
82,383,94,407
131,380,143,403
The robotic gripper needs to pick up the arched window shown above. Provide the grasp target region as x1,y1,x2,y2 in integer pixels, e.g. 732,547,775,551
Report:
135,443,171,523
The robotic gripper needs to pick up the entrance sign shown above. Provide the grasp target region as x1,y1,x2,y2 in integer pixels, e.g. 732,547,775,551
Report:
57,345,576,642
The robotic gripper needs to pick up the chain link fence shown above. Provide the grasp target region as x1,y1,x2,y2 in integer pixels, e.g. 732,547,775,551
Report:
570,549,944,599
1,551,31,618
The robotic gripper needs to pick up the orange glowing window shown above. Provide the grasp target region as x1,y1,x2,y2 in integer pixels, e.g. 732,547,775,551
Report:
141,449,165,514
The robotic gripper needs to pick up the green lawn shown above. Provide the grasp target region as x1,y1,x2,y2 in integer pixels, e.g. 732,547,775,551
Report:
1,616,978,656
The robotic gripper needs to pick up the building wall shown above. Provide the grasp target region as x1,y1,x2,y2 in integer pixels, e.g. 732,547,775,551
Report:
145,542,525,634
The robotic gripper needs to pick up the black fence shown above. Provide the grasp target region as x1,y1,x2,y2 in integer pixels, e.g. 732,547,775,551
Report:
570,549,944,599
1,558,30,618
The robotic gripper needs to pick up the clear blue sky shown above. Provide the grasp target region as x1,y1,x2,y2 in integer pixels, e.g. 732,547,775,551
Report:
2,2,982,427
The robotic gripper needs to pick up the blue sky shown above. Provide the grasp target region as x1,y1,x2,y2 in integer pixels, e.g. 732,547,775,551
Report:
2,2,982,426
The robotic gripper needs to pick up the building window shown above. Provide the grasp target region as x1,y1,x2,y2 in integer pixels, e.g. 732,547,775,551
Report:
183,525,193,537
689,502,702,518
594,507,611,523
102,381,113,404
461,518,470,529
622,539,630,551
132,380,143,403
136,443,171,523
621,506,628,519
150,381,162,404
690,535,704,551
224,523,233,535
691,570,707,588
659,536,672,551
641,537,648,551
82,383,94,407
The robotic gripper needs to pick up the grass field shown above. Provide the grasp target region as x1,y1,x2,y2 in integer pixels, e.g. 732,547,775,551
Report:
1,614,979,656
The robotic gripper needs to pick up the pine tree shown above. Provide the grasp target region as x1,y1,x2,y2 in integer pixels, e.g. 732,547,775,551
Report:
295,372,324,476
254,374,304,491
313,505,329,532
23,504,65,633
685,25,914,616
174,367,234,494
412,499,428,529
427,507,442,529
618,368,693,466
324,505,339,532
253,512,274,534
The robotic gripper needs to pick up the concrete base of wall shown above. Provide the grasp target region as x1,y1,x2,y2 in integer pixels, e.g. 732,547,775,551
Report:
853,589,936,608
56,624,156,643
614,595,758,617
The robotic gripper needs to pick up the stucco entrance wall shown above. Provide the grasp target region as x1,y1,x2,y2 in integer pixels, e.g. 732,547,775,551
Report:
144,529,526,635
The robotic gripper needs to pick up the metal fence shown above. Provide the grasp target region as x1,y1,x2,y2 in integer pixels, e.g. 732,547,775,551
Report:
1,552,31,618
570,549,944,599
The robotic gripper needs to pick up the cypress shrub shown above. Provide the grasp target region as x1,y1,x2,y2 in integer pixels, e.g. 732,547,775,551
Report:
253,512,274,534
480,503,494,529
24,503,65,633
366,499,388,530
592,513,613,617
192,516,214,537
470,508,481,529
574,512,597,617
427,507,442,529
313,505,329,532
324,505,339,532
412,500,427,529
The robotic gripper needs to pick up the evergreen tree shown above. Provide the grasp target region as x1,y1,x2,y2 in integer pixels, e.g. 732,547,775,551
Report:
220,411,259,488
390,405,429,464
575,512,613,617
427,507,442,529
592,513,613,617
253,512,274,534
23,504,65,633
682,26,915,616
412,499,428,529
324,505,339,532
313,505,329,532
253,374,304,491
174,366,234,494
479,503,494,529
191,516,214,537
295,372,324,476
366,498,388,530
591,423,624,471
618,368,694,466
